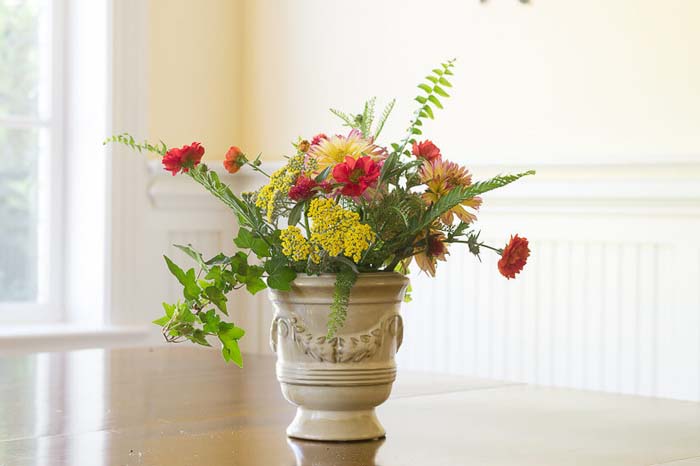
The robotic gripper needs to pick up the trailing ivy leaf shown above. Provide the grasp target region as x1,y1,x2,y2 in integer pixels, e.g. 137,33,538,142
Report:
219,325,245,367
245,277,267,295
190,329,211,347
221,340,243,367
174,244,206,270
200,309,221,333
164,256,201,301
205,253,229,266
205,286,228,315
152,315,170,326
234,228,254,249
251,238,271,258
267,266,296,291
229,252,249,275
162,302,176,318
219,324,246,340
288,202,305,227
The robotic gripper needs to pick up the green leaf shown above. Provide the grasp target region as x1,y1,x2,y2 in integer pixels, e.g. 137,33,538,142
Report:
190,329,211,347
288,202,305,227
205,286,228,315
234,228,254,249
314,166,332,182
432,68,444,76
229,251,249,275
418,83,432,94
267,266,296,291
438,76,452,87
426,75,438,84
428,94,443,109
411,127,423,135
221,340,243,367
164,256,200,301
205,253,229,266
251,238,270,258
219,324,246,341
219,325,245,367
152,315,170,326
245,277,267,295
162,302,176,318
201,309,221,333
415,95,427,104
433,85,450,98
423,105,434,119
174,244,206,270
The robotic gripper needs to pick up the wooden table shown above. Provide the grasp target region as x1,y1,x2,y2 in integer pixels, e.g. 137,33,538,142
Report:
0,346,698,466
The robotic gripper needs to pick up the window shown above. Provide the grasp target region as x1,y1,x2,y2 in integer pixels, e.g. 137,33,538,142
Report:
0,0,62,320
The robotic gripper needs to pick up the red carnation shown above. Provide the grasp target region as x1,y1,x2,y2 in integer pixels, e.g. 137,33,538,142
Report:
412,140,441,162
162,142,205,176
288,176,317,201
498,235,530,279
223,146,246,174
332,156,381,197
311,133,328,146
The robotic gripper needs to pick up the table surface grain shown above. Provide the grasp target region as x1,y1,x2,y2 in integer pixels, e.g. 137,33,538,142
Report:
0,346,699,466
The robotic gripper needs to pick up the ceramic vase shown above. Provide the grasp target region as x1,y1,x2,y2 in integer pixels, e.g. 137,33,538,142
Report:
269,272,409,441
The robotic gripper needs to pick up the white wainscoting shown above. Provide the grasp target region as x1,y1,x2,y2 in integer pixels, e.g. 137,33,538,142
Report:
147,162,700,401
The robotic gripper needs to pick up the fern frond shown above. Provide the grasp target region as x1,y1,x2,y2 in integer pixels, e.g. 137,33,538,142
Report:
329,108,355,128
326,268,357,338
360,97,376,137
104,132,167,156
373,99,395,138
395,59,457,156
417,170,536,232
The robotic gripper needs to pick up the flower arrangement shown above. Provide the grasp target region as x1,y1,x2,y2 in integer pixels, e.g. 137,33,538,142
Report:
106,60,534,367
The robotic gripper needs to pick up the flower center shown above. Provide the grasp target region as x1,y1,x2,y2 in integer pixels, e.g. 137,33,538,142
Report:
349,168,364,183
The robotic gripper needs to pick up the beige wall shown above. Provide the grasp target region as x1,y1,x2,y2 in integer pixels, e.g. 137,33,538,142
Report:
148,0,243,160
151,0,700,164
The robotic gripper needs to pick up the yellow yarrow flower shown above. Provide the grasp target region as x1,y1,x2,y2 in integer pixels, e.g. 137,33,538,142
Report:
278,199,375,264
307,198,375,263
280,226,311,261
255,152,307,221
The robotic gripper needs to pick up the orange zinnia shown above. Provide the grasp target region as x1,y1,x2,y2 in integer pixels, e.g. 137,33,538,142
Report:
498,235,530,279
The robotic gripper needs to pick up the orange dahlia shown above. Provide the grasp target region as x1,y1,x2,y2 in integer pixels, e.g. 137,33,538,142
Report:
419,159,482,224
412,229,449,277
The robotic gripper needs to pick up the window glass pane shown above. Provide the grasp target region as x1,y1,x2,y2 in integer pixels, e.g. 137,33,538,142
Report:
0,126,40,301
0,0,48,119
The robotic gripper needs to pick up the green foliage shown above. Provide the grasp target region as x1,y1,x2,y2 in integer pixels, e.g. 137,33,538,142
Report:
103,133,167,156
326,268,358,339
330,97,396,139
152,242,296,366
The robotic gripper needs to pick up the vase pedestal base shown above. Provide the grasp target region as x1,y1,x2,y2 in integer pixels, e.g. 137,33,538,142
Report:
286,408,386,442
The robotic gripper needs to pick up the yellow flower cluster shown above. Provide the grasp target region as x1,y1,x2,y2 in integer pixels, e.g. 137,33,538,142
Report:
278,198,375,264
308,198,374,263
279,226,311,261
255,153,306,221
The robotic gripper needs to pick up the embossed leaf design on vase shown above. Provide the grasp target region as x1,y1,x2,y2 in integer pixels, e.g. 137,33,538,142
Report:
269,272,409,441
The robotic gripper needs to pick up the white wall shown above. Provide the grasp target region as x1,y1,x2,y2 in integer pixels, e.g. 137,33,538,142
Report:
242,0,700,165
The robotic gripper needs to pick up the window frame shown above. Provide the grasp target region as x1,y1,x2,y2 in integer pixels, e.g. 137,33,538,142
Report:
0,0,65,322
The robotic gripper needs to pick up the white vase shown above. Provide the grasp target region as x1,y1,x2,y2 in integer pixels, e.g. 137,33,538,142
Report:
269,272,409,441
